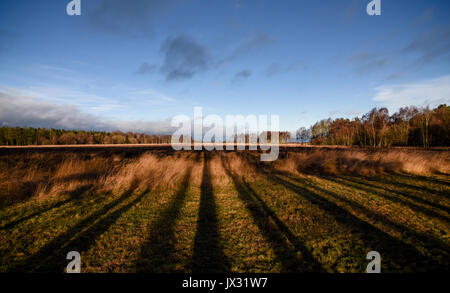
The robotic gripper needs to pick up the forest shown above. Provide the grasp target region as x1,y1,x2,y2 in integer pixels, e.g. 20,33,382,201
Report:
1,104,449,147
0,127,292,146
297,104,450,147
0,127,174,146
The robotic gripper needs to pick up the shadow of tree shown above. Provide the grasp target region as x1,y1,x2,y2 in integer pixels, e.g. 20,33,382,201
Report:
327,176,450,223
221,154,325,272
279,172,450,266
8,184,147,272
136,164,194,272
190,152,230,273
354,176,449,209
0,199,72,231
370,174,450,198
330,176,450,216
239,152,447,272
400,174,450,188
1,181,110,231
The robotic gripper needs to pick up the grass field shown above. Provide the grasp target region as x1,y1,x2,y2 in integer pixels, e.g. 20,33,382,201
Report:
0,146,449,273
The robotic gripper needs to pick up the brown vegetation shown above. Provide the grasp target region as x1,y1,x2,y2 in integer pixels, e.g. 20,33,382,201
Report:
1,147,448,207
0,147,448,272
0,149,191,207
276,148,450,176
306,104,450,147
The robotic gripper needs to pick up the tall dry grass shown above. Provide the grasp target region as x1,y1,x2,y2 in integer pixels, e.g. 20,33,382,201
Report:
0,151,196,206
105,152,195,193
218,152,257,181
1,147,448,206
0,152,120,205
275,148,450,176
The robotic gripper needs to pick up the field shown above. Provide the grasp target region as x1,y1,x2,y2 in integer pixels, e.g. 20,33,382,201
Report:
0,146,449,273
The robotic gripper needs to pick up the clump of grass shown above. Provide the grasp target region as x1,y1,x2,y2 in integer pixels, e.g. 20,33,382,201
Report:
105,152,194,194
276,148,450,176
0,151,199,207
0,152,123,206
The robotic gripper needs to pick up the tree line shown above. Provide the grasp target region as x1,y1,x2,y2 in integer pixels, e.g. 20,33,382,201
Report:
0,128,173,146
296,104,450,147
2,104,448,147
0,127,294,146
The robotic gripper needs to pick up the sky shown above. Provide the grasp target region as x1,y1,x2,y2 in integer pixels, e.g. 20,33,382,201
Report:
0,0,450,133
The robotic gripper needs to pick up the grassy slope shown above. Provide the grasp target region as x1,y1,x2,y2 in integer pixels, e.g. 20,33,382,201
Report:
0,151,449,272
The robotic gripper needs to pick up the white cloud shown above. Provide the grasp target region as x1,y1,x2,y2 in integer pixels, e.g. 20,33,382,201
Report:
0,85,123,113
0,83,177,117
129,89,176,104
0,87,175,134
373,75,450,112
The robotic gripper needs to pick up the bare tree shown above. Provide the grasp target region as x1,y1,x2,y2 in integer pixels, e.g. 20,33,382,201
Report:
296,127,311,145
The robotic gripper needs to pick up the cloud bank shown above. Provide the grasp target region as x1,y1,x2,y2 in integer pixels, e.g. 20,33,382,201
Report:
0,88,174,134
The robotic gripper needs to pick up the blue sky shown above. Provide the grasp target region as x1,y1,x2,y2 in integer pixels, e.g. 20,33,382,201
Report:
1,0,450,133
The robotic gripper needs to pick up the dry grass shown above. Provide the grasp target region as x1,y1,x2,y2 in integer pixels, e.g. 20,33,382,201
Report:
104,152,194,194
275,148,450,176
0,153,118,205
0,150,197,207
1,147,448,208
1,147,448,209
0,147,448,273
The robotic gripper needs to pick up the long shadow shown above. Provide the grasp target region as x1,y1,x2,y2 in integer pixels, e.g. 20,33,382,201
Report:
8,184,146,272
191,152,230,273
0,178,98,215
136,164,194,272
326,176,450,223
335,176,450,215
373,174,450,198
221,155,325,272
0,199,72,231
1,181,105,231
239,153,447,272
400,174,450,188
279,173,450,262
366,175,450,204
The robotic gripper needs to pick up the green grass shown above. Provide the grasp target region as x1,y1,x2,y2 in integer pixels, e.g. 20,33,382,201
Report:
0,151,449,273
